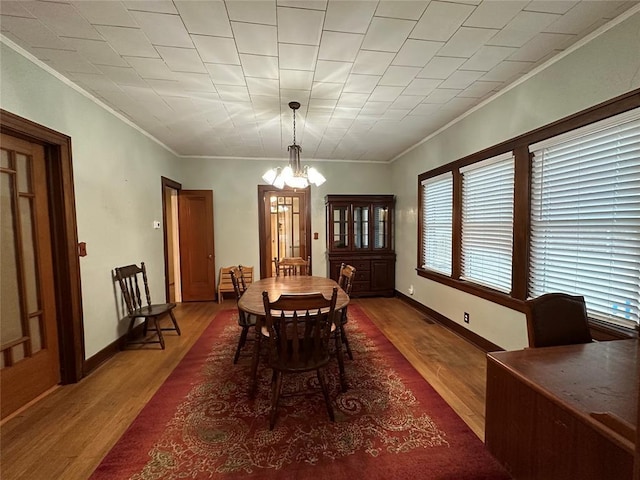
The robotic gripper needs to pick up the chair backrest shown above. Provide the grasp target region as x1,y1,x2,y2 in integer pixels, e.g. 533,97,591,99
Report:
114,262,152,315
525,293,593,348
238,264,253,290
218,266,235,292
279,256,311,276
261,288,338,371
337,263,356,295
229,267,244,299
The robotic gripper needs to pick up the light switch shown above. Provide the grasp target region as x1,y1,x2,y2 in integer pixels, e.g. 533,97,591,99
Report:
153,221,161,229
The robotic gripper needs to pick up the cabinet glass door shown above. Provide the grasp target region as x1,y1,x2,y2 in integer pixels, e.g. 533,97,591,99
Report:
353,205,369,249
332,206,349,249
373,205,389,249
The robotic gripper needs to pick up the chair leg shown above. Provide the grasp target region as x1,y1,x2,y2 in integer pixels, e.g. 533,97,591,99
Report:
334,327,347,392
233,326,249,364
341,323,353,360
169,311,181,335
269,370,283,430
155,318,166,349
249,325,262,398
317,369,335,422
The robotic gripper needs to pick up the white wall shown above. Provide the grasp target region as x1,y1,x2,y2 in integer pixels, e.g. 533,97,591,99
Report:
391,11,640,351
1,43,184,358
177,158,392,279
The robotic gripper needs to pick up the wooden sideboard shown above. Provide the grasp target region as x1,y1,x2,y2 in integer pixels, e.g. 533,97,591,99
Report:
485,339,638,480
325,194,395,297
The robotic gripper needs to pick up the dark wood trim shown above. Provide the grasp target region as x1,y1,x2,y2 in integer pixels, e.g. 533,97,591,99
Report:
451,170,462,280
1,109,84,384
510,146,531,301
83,324,146,375
396,291,504,353
161,177,182,302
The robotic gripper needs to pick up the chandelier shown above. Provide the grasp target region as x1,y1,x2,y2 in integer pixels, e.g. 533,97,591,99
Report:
262,101,326,189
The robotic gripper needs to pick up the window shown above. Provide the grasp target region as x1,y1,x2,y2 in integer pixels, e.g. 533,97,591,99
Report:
461,153,515,293
421,173,453,275
417,92,640,335
529,109,640,330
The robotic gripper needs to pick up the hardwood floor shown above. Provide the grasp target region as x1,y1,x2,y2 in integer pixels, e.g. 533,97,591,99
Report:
1,297,490,480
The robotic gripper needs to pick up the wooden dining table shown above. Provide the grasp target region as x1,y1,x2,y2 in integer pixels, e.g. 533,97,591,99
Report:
238,276,350,396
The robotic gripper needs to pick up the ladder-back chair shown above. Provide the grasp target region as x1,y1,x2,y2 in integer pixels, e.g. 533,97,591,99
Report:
114,262,181,349
230,267,257,364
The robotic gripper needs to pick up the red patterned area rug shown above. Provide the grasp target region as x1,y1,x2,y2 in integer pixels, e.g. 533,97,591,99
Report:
90,306,510,480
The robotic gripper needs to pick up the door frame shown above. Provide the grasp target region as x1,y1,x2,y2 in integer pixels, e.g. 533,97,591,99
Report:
0,109,84,384
257,185,311,279
161,176,181,302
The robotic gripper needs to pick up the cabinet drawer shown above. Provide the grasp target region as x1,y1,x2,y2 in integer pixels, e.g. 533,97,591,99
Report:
351,260,370,271
354,269,370,282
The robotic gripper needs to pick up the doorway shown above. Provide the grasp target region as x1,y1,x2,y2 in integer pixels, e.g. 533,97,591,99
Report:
162,177,181,303
258,185,311,279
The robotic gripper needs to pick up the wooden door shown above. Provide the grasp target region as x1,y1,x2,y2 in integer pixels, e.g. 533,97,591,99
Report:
178,190,215,301
1,133,60,419
258,186,311,278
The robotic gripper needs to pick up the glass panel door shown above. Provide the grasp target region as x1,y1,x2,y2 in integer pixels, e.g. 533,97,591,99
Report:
373,205,389,249
353,205,369,249
331,205,349,249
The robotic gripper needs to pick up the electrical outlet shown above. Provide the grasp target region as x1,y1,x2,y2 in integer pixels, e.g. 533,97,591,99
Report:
464,312,470,323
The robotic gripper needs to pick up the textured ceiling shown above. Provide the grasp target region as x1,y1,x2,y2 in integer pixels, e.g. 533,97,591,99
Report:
1,0,638,162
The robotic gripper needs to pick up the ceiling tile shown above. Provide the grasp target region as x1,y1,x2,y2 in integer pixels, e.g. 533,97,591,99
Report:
524,1,577,15
337,93,369,107
278,1,327,10
68,72,121,92
156,46,207,73
125,56,175,79
438,27,499,58
423,88,462,104
379,66,421,86
438,70,484,89
360,102,391,115
96,65,147,86
459,80,502,98
409,103,442,116
318,31,363,62
352,50,395,75
278,44,318,71
324,1,377,34
488,11,560,47
277,6,324,45
375,1,429,20
124,1,178,14
545,1,622,34
0,2,35,17
481,60,532,81
314,60,352,83
63,38,128,67
174,1,232,37
311,82,343,99
22,1,101,40
177,73,216,92
226,1,277,25
343,74,380,93
215,84,251,101
392,39,444,67
231,22,278,56
369,85,404,102
361,17,415,52
463,1,526,29
411,1,476,42
95,25,159,57
144,78,184,97
71,1,138,27
280,69,314,90
462,45,517,71
206,64,246,85
507,32,574,62
240,54,279,79
192,35,240,64
246,77,280,96
0,16,68,49
391,95,425,109
32,47,100,74
403,78,441,96
417,56,466,79
130,11,192,48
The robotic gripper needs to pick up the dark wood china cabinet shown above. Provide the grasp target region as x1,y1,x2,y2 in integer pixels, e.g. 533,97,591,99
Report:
325,194,395,297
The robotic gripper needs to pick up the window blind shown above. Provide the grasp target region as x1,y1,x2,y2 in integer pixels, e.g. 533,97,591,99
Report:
421,172,453,275
461,153,515,292
529,108,640,330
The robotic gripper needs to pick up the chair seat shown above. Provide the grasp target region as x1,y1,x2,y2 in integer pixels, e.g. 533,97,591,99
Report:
131,303,176,318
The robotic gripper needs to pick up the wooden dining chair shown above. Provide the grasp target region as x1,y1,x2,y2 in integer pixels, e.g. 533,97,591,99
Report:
525,293,593,348
261,288,338,429
114,262,181,349
336,263,356,360
230,267,258,364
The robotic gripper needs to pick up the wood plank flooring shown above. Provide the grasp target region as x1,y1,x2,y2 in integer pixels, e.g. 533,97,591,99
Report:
1,297,490,480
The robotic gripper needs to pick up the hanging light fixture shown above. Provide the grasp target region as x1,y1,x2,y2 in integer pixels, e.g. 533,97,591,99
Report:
262,101,326,189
